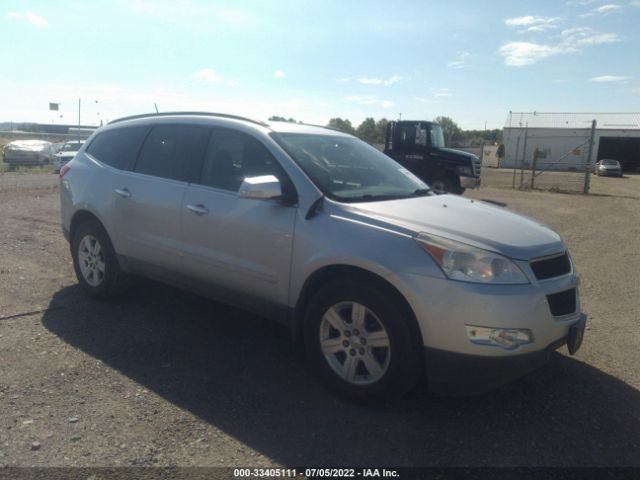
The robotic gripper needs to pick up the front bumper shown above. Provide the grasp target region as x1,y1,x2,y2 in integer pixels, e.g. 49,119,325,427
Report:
459,175,480,189
599,169,622,176
425,315,585,395
387,268,584,394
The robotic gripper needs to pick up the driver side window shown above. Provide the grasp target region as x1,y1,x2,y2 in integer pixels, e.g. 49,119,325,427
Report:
198,128,289,193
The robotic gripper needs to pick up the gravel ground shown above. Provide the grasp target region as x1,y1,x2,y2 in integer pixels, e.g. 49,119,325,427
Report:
0,173,639,468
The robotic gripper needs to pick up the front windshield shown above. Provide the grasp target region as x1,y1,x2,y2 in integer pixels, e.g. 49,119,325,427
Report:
430,125,445,148
273,133,430,203
601,159,618,166
62,142,82,152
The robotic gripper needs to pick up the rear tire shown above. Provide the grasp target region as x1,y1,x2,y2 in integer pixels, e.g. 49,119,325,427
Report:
304,279,423,402
71,219,124,299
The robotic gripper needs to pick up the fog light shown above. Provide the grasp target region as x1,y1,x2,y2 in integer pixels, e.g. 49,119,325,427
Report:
465,325,533,350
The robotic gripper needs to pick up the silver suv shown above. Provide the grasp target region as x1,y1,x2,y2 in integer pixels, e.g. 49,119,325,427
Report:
60,112,586,400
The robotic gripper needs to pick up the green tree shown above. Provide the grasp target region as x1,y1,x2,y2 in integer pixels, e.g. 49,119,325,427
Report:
375,118,389,144
356,117,377,143
434,116,462,146
327,118,356,135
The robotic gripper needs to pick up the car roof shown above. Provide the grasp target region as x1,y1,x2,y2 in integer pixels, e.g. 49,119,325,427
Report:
107,112,350,137
265,120,350,136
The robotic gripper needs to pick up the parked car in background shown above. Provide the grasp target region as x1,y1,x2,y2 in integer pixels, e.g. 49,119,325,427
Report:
53,140,85,173
594,159,623,177
59,112,586,400
2,140,53,167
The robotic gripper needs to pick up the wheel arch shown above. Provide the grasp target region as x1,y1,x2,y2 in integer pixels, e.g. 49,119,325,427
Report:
69,209,109,245
292,265,422,350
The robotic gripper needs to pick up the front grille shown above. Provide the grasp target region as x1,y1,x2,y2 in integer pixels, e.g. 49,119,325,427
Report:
530,252,571,280
473,157,481,177
546,288,577,317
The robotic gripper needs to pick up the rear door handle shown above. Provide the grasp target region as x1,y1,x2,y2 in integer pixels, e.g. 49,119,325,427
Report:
115,188,131,198
186,204,209,215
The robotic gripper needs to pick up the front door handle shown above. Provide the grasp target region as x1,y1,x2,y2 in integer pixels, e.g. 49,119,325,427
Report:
186,204,209,215
115,188,131,198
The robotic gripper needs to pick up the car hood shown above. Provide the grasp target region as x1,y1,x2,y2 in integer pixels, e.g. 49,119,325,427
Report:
338,194,564,260
56,152,78,159
432,147,478,161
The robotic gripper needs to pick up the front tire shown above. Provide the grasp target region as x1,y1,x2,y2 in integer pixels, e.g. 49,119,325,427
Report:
431,173,463,195
71,219,123,299
304,279,423,402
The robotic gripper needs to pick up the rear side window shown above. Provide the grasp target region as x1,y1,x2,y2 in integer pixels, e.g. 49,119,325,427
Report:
134,125,210,182
86,127,149,170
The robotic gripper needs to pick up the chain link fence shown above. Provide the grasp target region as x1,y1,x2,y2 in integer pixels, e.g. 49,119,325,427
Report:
481,113,596,194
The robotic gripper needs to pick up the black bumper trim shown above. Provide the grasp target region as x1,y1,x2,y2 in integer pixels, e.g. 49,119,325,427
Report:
425,336,568,396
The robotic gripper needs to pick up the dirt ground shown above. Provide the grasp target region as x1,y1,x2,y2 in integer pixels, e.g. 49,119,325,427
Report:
0,173,639,468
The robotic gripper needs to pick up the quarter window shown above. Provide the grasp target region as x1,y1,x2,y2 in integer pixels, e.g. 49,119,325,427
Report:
85,127,149,170
134,125,210,182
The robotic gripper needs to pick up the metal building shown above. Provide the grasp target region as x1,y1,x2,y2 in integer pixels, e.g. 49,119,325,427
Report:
502,112,640,173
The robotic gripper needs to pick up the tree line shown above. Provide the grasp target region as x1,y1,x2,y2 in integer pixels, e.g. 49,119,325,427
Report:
268,115,502,147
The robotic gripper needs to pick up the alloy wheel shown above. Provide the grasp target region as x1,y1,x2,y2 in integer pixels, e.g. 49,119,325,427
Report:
319,301,391,385
78,234,105,287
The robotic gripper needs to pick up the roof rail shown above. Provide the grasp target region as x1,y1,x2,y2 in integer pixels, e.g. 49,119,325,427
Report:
108,111,268,127
295,122,346,134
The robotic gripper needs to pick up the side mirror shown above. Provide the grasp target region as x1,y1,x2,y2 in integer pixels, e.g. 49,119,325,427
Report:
238,175,282,200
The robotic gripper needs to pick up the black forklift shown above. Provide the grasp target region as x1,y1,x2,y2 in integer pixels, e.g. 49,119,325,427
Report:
384,120,481,194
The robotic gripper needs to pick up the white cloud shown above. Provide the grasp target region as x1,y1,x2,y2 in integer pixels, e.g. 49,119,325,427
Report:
335,77,350,83
595,4,622,12
589,75,630,82
356,75,404,86
499,42,563,66
505,15,560,32
7,10,49,28
192,68,224,83
562,27,621,47
581,3,623,16
631,0,640,7
447,51,470,69
344,95,395,108
632,87,640,95
274,70,286,78
500,27,621,66
432,88,453,98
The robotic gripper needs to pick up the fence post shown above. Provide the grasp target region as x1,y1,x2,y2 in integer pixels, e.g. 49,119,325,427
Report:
519,123,529,189
530,148,538,190
512,132,521,189
583,119,597,194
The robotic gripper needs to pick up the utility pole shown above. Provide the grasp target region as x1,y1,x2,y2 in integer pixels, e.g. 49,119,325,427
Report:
519,123,529,189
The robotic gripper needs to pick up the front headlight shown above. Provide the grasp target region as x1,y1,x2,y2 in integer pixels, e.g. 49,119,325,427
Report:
415,233,529,284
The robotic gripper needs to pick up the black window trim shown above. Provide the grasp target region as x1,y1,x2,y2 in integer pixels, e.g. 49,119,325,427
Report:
130,123,213,184
84,125,152,172
194,126,298,203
